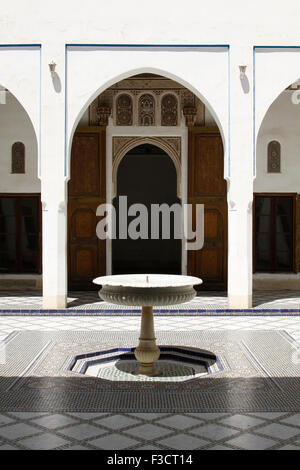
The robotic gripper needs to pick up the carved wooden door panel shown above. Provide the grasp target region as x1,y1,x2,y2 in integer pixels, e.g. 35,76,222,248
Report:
68,128,106,290
187,128,227,290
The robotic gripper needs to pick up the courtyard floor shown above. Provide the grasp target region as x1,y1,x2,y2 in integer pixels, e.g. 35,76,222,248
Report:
1,290,300,313
0,312,299,449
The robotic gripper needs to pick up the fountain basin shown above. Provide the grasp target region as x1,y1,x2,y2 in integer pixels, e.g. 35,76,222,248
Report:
94,274,202,307
98,285,197,307
69,346,218,382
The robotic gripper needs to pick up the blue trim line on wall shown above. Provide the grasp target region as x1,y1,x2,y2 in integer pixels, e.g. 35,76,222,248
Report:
0,44,41,47
66,44,230,48
0,308,299,316
254,46,300,49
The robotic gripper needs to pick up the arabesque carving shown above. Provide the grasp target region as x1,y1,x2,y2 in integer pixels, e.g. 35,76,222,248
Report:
112,136,181,197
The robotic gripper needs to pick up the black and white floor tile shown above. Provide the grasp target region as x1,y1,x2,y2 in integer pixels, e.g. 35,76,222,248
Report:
0,314,299,449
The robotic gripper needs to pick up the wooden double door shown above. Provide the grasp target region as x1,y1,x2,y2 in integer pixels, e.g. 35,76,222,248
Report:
68,126,227,291
187,128,228,290
68,127,106,290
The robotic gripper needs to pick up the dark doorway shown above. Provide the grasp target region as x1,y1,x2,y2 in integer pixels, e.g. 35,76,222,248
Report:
254,194,295,272
112,144,182,275
0,195,42,274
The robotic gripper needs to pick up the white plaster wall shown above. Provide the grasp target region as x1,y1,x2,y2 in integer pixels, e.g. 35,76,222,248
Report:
2,0,300,305
66,46,229,178
255,48,300,142
255,91,300,193
2,1,300,47
0,92,40,193
0,46,40,154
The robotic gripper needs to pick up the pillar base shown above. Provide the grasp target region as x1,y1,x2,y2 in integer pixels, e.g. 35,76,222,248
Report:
134,306,161,377
228,294,252,309
135,363,161,377
134,341,161,377
42,295,67,309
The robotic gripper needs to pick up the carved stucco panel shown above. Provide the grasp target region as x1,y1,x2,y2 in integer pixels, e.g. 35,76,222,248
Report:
112,136,182,198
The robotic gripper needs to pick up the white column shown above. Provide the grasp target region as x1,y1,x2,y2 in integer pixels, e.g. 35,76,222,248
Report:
227,46,254,309
41,45,68,309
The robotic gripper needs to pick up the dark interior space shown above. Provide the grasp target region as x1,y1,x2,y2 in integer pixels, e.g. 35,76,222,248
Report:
112,144,182,275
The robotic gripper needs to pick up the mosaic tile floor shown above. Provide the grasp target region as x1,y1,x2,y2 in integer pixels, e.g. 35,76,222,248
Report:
0,315,299,449
1,290,300,313
2,329,297,412
0,410,300,450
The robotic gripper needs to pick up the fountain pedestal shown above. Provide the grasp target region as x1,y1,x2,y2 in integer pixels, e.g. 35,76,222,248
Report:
93,274,202,377
134,306,161,376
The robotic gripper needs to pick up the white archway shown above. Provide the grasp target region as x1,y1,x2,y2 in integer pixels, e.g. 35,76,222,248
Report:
66,45,229,177
67,57,228,285
254,48,300,151
254,70,300,288
0,82,41,288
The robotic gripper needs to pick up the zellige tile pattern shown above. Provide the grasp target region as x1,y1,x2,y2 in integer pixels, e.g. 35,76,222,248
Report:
0,312,298,448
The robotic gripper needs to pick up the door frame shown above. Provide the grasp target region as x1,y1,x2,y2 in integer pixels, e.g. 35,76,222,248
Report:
106,121,189,275
68,124,227,282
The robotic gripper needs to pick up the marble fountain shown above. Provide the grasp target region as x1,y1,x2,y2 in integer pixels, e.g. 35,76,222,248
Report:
70,274,217,382
70,274,216,382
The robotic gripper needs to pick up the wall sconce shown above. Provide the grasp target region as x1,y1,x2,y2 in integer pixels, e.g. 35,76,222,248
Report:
239,65,247,80
49,61,57,76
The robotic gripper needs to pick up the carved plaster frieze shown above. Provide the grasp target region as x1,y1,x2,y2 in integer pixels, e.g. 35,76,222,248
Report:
97,106,111,126
111,77,185,91
88,79,207,127
112,136,182,198
183,106,197,127
161,137,181,159
113,137,136,162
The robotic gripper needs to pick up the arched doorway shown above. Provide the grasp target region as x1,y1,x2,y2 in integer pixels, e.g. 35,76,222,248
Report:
254,79,300,289
112,144,182,275
67,72,228,291
0,85,41,288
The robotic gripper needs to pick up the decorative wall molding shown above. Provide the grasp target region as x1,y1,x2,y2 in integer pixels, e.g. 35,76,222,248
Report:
161,94,178,126
138,93,155,126
11,142,25,174
116,94,132,126
97,106,111,126
183,106,197,127
112,135,182,197
88,75,205,127
268,140,281,173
